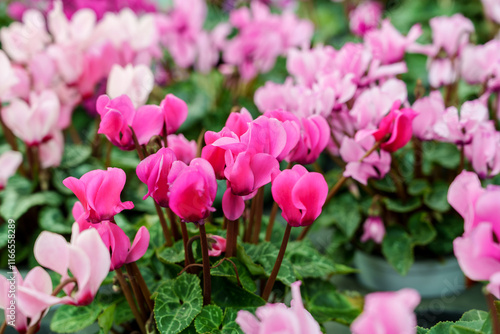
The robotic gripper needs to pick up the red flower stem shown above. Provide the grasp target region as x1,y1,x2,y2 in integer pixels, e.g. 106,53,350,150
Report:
251,188,265,244
298,139,383,241
225,217,239,258
166,208,181,241
125,264,149,320
262,224,292,301
486,293,500,334
115,268,147,334
199,224,212,305
264,202,279,242
155,203,173,247
130,262,153,311
27,146,40,182
0,321,6,334
131,129,145,160
180,220,191,271
244,194,258,242
0,113,18,152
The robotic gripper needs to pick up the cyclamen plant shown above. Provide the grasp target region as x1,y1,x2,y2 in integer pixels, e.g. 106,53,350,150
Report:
2,0,500,333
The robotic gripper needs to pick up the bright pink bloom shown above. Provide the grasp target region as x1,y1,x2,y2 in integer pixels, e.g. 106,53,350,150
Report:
106,64,154,108
364,20,422,65
96,94,163,150
351,289,420,334
226,108,253,138
34,224,111,306
349,1,383,37
465,123,500,179
169,158,217,224
411,91,446,141
161,94,188,135
136,147,177,207
454,222,500,282
1,90,60,146
487,272,500,299
0,267,60,333
208,235,227,257
448,171,500,236
372,101,418,152
74,204,150,270
271,165,328,227
360,216,385,244
434,100,489,145
222,186,247,221
287,114,330,164
461,41,500,86
202,127,243,179
0,151,22,190
340,130,391,185
63,167,134,223
167,134,197,165
236,281,321,334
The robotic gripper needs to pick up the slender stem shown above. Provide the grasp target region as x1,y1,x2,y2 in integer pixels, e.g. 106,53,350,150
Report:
125,264,149,319
132,130,145,160
130,262,153,311
186,235,200,268
487,293,500,334
162,123,168,148
251,188,265,244
459,144,465,172
0,115,18,151
115,268,146,334
244,195,258,242
166,208,181,241
0,321,6,334
68,123,82,145
262,224,292,301
265,202,279,242
155,203,173,247
27,146,40,182
180,220,191,269
199,224,212,305
413,138,423,179
225,218,238,258
105,141,112,168
196,128,206,158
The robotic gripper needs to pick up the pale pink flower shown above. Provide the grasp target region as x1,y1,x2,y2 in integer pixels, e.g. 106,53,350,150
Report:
0,151,23,190
411,91,446,140
360,216,385,243
106,64,154,107
349,1,383,37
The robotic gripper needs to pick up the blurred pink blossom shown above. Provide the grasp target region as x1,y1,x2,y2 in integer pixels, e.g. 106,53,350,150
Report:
360,216,385,243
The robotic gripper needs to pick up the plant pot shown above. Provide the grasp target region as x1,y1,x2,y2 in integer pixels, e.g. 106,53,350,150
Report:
354,251,465,298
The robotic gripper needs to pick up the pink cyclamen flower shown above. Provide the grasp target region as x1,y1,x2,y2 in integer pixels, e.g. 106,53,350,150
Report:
74,203,150,270
34,224,111,306
236,281,321,334
39,130,64,169
0,50,18,99
482,0,500,24
63,167,134,223
106,64,154,108
169,158,217,224
448,170,500,237
454,222,500,282
136,147,177,207
340,130,391,185
411,91,446,141
202,127,243,179
226,108,253,138
360,216,385,244
351,288,420,334
0,151,23,190
208,235,227,257
1,90,60,146
372,101,418,153
349,1,383,37
286,114,330,165
167,134,197,164
465,123,500,179
161,94,189,135
428,14,474,58
0,267,60,333
96,94,164,150
271,165,328,227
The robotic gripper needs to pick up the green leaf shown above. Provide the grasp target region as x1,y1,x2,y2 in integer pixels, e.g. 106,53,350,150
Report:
382,227,414,276
423,141,460,171
211,276,266,309
195,305,224,334
154,273,203,334
236,244,266,277
450,325,484,334
286,240,356,279
50,301,103,333
427,321,485,334
113,300,135,325
98,304,116,334
408,179,430,196
243,242,296,286
417,327,429,334
409,213,437,246
0,191,62,220
157,240,187,264
39,207,73,234
383,197,422,213
460,310,490,322
60,144,92,168
210,258,257,292
221,308,245,334
329,194,362,238
423,183,451,213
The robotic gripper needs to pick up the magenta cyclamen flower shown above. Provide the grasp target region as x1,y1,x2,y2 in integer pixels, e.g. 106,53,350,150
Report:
271,165,328,227
287,114,330,165
208,235,227,257
168,158,217,224
236,281,321,334
351,289,420,334
34,224,111,306
136,147,177,207
349,1,383,37
360,216,385,244
96,94,164,150
161,94,188,135
411,91,446,141
372,101,418,153
63,167,134,223
0,151,22,190
167,134,197,165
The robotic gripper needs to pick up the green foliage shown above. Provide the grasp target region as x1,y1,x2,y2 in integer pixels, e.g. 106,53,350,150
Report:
420,309,497,334
51,301,103,333
211,276,266,308
243,242,296,285
328,193,362,238
382,227,414,276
